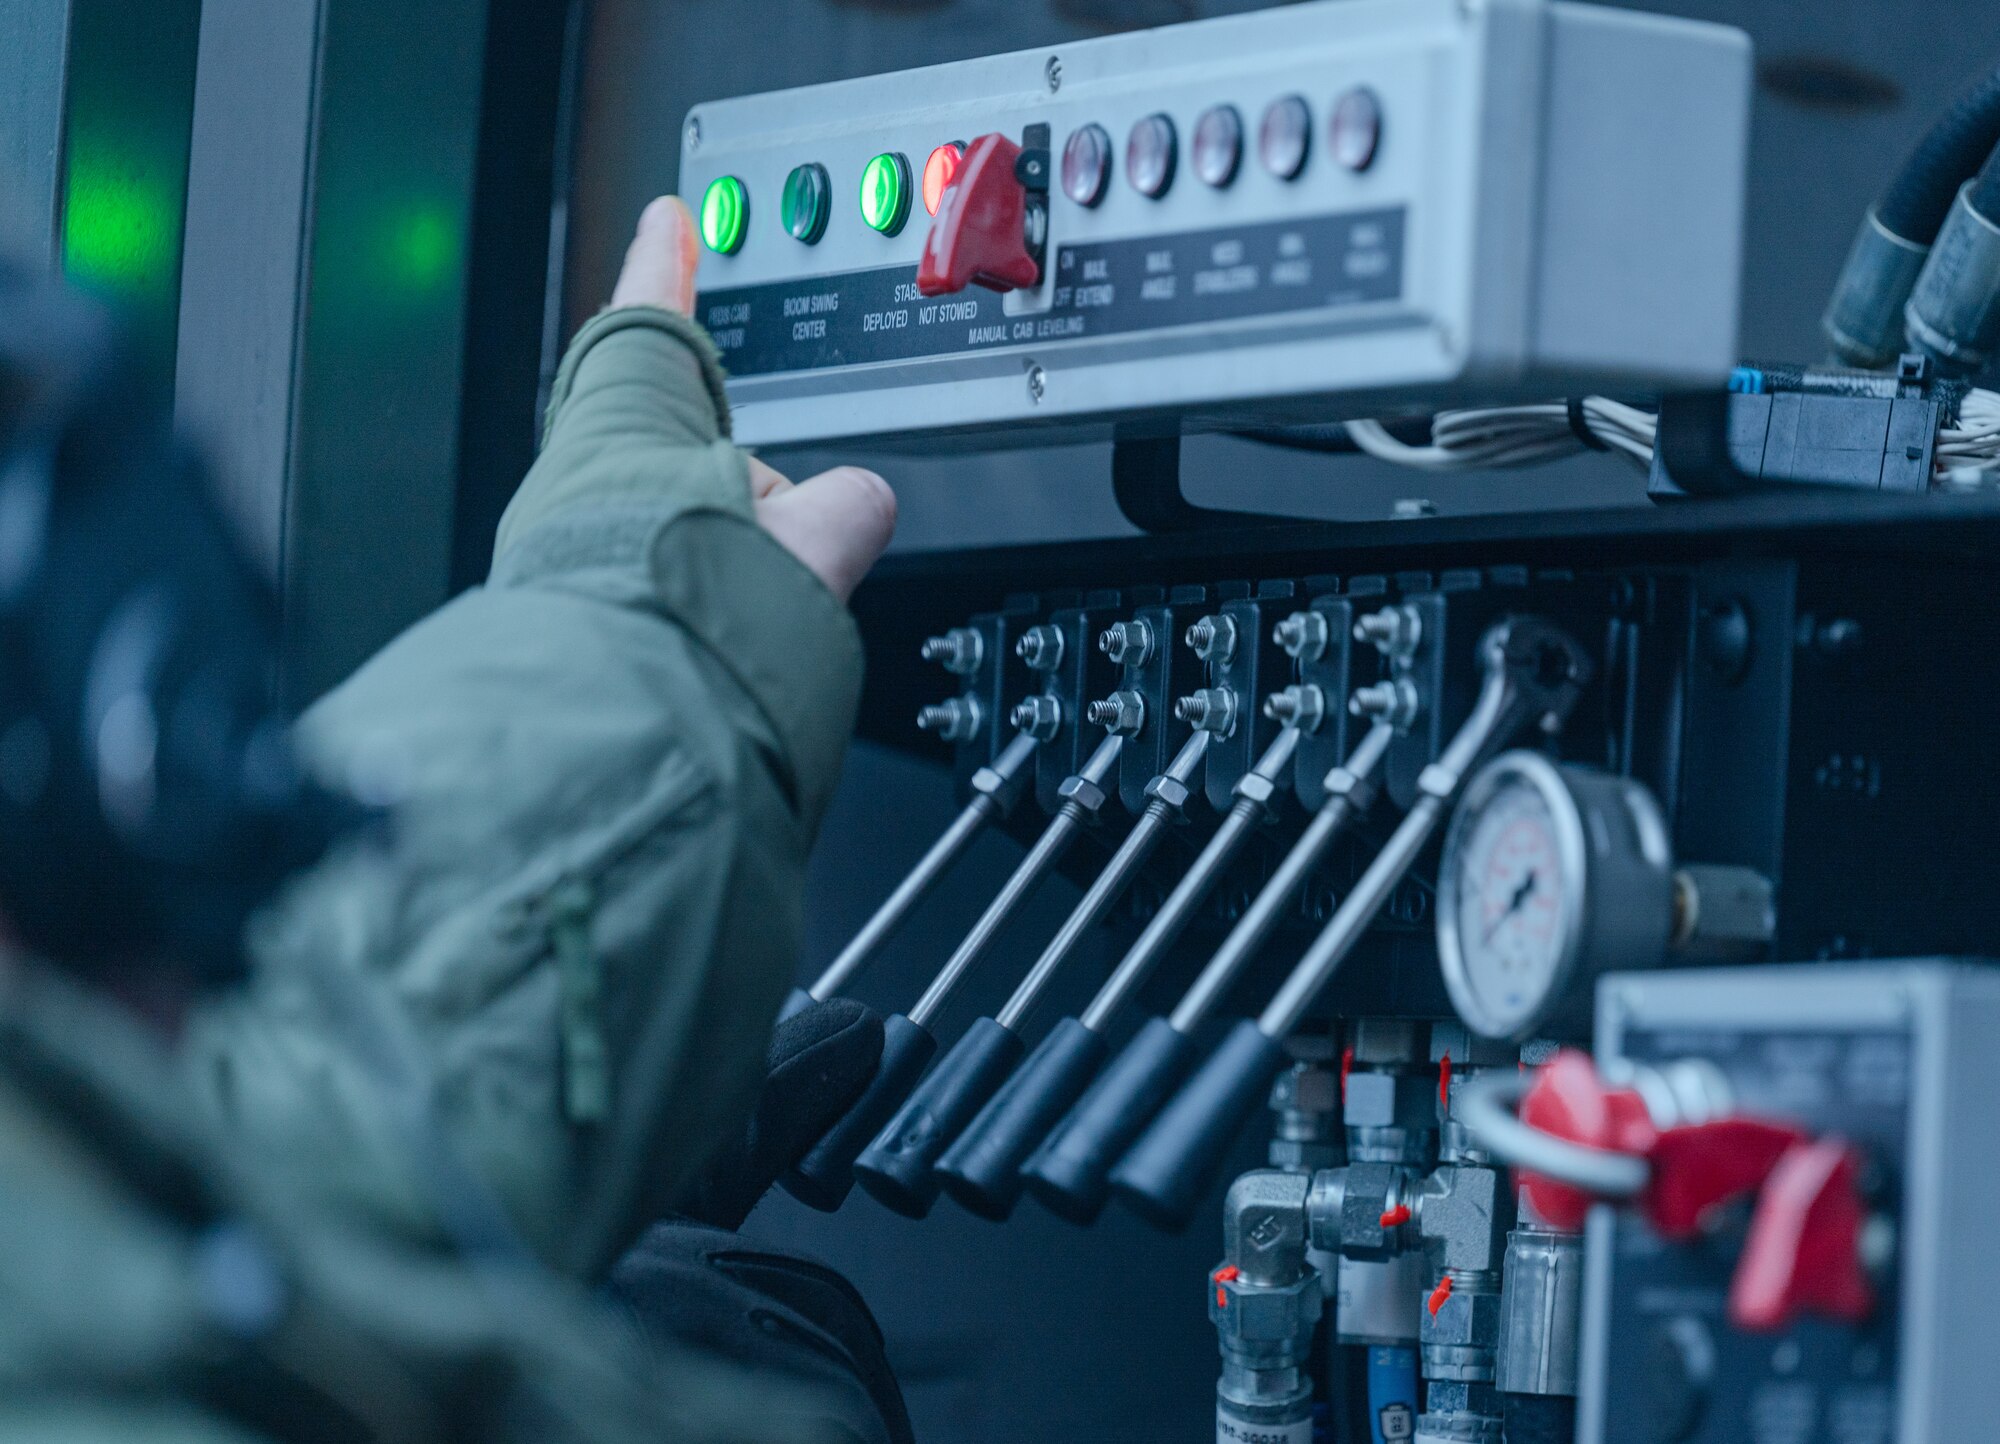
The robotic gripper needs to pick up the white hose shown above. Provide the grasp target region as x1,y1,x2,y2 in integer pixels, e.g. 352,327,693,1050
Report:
1456,1068,1651,1199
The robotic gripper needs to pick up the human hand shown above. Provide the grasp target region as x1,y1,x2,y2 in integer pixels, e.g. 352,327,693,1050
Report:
613,197,897,603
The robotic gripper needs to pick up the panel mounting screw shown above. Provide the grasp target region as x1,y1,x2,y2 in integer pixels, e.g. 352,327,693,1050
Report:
1045,55,1063,92
685,115,702,152
1026,364,1046,403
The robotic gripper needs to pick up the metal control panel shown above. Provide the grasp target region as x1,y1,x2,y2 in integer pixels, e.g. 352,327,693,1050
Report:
679,0,1751,449
1580,965,2000,1444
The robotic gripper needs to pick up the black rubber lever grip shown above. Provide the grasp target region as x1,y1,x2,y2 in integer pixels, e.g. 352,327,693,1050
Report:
783,1013,937,1212
1107,1018,1288,1233
935,1016,1109,1221
1018,1015,1199,1224
853,1017,1026,1219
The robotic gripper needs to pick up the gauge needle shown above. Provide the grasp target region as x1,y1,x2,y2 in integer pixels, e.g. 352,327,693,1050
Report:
1482,870,1538,945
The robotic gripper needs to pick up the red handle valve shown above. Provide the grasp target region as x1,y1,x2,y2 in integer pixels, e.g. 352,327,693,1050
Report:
1517,1050,1804,1237
1517,1050,1661,1230
917,133,1043,297
1728,1136,1876,1332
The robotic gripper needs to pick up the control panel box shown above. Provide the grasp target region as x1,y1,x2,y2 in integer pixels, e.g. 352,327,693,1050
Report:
1578,964,2000,1444
679,0,1751,449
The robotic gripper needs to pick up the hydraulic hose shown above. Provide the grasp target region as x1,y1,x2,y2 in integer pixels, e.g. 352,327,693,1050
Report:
1877,63,2000,246
1823,59,2000,366
1905,136,2000,376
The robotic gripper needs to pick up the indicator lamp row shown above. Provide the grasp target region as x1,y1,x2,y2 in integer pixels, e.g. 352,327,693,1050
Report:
698,86,1381,255
1059,87,1383,209
699,141,968,255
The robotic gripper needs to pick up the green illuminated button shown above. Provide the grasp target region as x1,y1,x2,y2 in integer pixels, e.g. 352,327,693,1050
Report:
859,152,912,237
782,162,831,245
700,176,749,254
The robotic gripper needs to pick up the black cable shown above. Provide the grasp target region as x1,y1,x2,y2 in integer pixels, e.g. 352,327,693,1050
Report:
1969,129,2000,222
1877,61,2000,243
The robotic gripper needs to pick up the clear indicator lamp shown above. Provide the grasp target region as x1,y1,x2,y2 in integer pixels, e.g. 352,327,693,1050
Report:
700,176,748,254
861,152,913,236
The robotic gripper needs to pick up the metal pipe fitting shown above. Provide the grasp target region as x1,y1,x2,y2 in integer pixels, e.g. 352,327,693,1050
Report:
1904,182,2000,376
1822,209,1933,367
1213,1170,1322,1444
1495,1228,1584,1398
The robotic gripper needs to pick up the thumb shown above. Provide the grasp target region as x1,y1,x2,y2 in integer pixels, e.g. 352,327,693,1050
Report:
610,195,700,314
754,466,898,604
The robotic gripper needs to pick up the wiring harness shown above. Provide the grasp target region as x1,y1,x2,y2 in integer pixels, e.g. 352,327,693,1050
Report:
1345,398,1658,471
1936,386,2000,488
1313,385,2000,486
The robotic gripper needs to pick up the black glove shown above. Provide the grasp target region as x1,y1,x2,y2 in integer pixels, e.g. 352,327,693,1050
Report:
683,997,884,1231
609,1220,914,1444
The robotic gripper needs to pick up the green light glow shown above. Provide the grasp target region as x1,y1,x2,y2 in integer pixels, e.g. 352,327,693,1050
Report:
859,152,910,237
60,153,178,294
386,205,461,291
701,176,748,255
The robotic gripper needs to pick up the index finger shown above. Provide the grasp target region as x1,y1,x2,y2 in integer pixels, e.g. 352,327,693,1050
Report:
609,195,700,316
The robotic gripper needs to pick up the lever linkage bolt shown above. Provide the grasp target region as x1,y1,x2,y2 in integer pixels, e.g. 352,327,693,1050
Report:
920,628,985,676
916,696,983,744
1349,679,1419,729
1098,619,1155,669
1354,605,1422,659
1174,687,1237,735
1086,689,1147,736
1272,611,1330,662
1016,625,1064,672
1263,684,1326,733
1010,694,1063,740
1185,614,1238,664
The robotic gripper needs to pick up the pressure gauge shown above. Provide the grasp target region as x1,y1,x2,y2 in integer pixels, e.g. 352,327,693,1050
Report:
1437,752,1674,1041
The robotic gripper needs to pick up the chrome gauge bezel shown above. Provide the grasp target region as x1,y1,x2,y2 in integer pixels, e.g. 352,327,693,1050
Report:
1438,750,1591,1041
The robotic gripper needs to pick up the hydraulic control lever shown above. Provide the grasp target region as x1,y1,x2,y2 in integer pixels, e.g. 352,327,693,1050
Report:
1108,618,1593,1231
1020,719,1394,1224
853,729,1212,1217
782,729,1039,1021
784,730,1125,1211
938,720,1308,1221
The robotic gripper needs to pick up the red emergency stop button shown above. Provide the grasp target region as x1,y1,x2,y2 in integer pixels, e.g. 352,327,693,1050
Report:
916,132,1044,297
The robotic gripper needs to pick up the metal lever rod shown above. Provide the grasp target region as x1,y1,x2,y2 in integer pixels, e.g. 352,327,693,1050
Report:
908,732,1124,1029
1258,648,1521,1037
1103,619,1593,1232
808,729,1039,1003
852,729,1208,1218
1078,724,1304,1033
997,729,1211,1031
1167,721,1396,1033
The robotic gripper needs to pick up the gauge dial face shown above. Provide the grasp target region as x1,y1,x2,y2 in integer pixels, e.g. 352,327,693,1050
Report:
1450,776,1572,1036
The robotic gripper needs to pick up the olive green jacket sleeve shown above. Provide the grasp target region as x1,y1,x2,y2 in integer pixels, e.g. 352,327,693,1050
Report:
184,307,864,1278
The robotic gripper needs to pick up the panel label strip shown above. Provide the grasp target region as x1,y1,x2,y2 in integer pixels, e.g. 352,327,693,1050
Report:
698,207,1407,378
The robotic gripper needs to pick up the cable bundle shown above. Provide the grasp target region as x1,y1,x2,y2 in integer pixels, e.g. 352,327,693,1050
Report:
1936,388,2000,488
1344,398,1657,471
